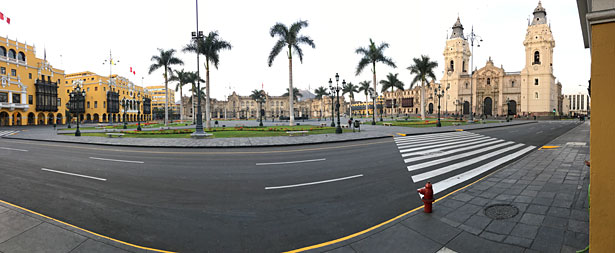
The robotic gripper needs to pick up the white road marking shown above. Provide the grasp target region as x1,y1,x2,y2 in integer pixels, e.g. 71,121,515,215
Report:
399,136,492,155
406,141,514,171
396,134,484,147
427,146,535,195
265,174,363,190
89,157,144,164
0,131,19,137
404,139,504,163
395,132,475,142
401,137,496,157
412,143,525,182
256,158,326,166
41,168,107,181
536,131,544,134
0,147,28,152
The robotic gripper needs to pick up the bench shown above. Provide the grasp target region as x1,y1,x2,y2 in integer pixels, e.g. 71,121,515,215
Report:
382,123,393,126
286,131,308,136
106,133,125,138
320,123,328,127
341,124,349,128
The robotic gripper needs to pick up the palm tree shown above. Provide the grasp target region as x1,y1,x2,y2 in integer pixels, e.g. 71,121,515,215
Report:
358,81,373,117
169,69,192,122
283,87,303,101
380,73,405,116
268,20,315,126
342,82,359,116
314,86,329,120
183,31,232,129
355,39,396,121
408,55,438,120
148,48,184,126
186,72,204,120
250,89,267,126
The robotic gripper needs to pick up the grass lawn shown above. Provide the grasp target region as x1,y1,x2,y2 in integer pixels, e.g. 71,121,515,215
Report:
59,125,351,138
58,122,192,131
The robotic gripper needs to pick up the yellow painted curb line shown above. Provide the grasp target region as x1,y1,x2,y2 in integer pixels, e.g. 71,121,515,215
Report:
455,129,464,132
285,167,500,253
0,200,175,253
538,145,560,150
396,133,407,136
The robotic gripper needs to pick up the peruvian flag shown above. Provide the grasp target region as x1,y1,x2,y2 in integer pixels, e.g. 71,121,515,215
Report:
130,67,136,75
0,12,9,24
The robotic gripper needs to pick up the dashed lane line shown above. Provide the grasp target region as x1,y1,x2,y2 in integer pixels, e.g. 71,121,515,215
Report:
265,174,363,190
41,168,107,181
256,158,326,166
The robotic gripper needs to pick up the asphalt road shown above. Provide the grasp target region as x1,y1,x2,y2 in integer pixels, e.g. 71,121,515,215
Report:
0,121,581,252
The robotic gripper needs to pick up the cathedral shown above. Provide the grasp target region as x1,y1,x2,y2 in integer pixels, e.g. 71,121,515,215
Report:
381,1,563,117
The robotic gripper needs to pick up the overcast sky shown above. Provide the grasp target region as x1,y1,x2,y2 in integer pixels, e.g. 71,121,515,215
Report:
2,0,590,102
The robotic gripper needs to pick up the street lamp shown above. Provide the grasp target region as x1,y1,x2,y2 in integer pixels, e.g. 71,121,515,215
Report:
328,78,335,127
466,26,482,123
259,91,266,127
369,89,377,125
378,96,383,122
333,73,343,134
136,94,142,131
69,84,86,136
121,98,128,129
65,102,72,129
434,84,445,127
506,98,511,122
191,0,208,138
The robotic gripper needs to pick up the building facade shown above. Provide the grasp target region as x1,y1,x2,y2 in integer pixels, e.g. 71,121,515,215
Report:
381,2,563,117
148,85,175,111
563,92,590,116
182,91,346,120
1,36,68,126
64,71,153,123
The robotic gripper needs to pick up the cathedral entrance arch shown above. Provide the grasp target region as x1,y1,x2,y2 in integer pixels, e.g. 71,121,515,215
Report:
508,100,517,115
0,112,8,126
463,101,470,115
484,97,493,116
428,103,434,114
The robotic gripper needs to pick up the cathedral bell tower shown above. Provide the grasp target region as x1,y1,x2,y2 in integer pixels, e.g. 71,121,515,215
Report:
521,1,556,115
441,17,471,114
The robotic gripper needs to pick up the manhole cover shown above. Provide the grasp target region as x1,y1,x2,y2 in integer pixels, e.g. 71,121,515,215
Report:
484,204,519,220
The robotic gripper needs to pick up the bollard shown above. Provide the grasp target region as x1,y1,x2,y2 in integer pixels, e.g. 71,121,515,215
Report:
417,182,434,213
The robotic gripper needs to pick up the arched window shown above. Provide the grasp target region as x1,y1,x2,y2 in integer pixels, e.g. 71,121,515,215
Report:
511,80,515,87
18,52,26,61
8,49,16,59
533,51,540,64
465,82,469,89
487,78,491,85
449,60,454,71
0,46,6,56
462,60,466,72
535,92,539,99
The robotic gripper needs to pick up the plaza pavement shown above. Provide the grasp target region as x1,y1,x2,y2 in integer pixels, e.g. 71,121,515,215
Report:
1,119,536,147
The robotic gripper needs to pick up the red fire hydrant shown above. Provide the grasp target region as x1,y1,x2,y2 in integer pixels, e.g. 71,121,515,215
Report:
417,182,434,213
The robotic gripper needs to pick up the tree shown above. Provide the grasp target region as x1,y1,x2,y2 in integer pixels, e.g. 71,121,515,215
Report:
380,73,405,116
358,81,373,116
250,89,267,126
314,86,329,120
183,31,232,129
408,55,438,120
169,69,192,122
148,48,184,126
342,82,359,116
355,39,396,121
282,87,303,101
268,20,315,126
186,72,204,120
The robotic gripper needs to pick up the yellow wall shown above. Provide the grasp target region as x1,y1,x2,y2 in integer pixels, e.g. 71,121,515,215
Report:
148,85,175,110
589,22,615,252
0,37,67,126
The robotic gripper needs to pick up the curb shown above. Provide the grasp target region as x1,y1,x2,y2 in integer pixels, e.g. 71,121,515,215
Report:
1,121,538,148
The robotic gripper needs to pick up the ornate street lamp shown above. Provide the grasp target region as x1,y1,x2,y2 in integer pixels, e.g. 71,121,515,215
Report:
333,73,343,134
466,26,483,123
121,98,128,129
69,84,86,136
434,84,445,127
328,78,335,127
259,91,267,127
191,0,208,138
136,94,143,131
506,97,511,122
369,89,377,125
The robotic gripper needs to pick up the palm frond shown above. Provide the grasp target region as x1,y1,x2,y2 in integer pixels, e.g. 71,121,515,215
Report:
268,40,286,67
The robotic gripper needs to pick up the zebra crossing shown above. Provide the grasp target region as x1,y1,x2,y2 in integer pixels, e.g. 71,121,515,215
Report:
0,130,19,137
394,131,535,196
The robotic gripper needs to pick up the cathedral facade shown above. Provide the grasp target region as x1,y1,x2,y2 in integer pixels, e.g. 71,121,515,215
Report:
382,1,562,117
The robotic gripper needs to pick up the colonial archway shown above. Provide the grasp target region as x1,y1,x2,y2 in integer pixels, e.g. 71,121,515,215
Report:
102,114,107,122
47,113,55,125
93,114,100,122
56,113,63,124
0,112,9,126
508,100,517,115
37,113,45,125
428,103,434,114
13,112,22,126
463,101,470,115
27,113,35,125
86,114,92,122
484,97,493,116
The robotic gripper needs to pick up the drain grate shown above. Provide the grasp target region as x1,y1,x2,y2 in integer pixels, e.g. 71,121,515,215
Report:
484,204,519,220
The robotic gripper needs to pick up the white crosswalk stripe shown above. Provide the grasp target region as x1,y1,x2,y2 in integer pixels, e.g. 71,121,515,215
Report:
393,131,535,197
0,130,19,137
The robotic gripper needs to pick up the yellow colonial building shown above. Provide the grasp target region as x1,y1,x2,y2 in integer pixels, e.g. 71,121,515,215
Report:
0,36,68,126
148,85,175,111
64,71,153,123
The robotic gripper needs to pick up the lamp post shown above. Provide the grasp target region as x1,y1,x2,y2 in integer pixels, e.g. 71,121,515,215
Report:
136,94,142,131
191,0,208,138
333,73,343,134
121,98,128,129
69,85,86,136
328,78,336,127
369,89,377,125
259,91,266,127
378,96,383,122
506,98,510,122
466,26,482,123
65,102,72,129
434,84,445,127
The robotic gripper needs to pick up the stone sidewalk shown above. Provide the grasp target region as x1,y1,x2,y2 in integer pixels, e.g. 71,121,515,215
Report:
311,122,590,253
1,120,535,148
